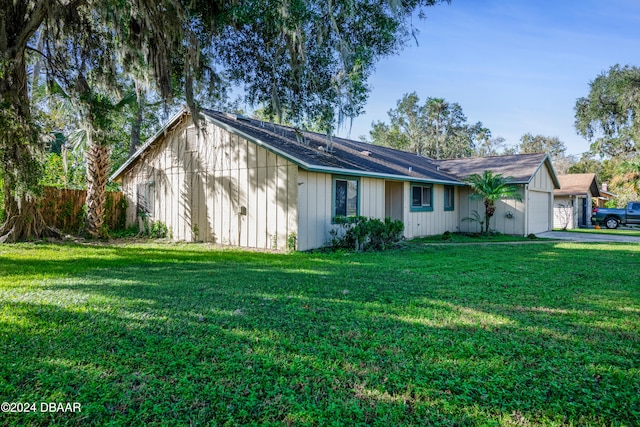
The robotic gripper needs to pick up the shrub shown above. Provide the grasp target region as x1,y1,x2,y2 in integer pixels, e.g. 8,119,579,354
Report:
330,216,404,252
149,221,169,238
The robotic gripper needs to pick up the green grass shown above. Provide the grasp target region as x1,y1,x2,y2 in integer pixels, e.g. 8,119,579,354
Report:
1,241,639,426
555,227,640,237
409,232,537,244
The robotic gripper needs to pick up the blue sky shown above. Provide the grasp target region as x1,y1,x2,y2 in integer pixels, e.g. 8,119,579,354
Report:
335,0,640,156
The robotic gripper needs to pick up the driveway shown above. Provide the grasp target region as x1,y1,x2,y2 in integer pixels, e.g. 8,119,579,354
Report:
538,230,640,243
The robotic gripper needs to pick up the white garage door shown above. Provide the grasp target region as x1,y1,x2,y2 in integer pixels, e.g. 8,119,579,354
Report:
529,191,551,234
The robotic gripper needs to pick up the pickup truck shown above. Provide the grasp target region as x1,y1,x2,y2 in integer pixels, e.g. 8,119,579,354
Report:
592,202,640,229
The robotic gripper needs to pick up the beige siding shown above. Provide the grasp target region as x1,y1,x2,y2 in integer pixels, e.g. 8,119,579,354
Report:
457,162,556,236
457,186,526,235
360,177,386,219
529,163,556,192
121,117,297,250
296,174,462,248
296,170,333,251
525,163,555,234
554,196,577,229
403,183,459,238
120,119,559,249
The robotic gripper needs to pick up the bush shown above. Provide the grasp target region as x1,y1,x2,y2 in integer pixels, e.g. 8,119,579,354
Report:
330,216,404,252
149,221,169,238
139,213,170,239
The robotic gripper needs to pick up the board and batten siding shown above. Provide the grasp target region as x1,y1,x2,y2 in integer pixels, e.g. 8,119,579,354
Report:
297,174,459,249
121,118,298,250
457,186,526,235
403,183,459,238
296,173,387,251
457,162,556,235
296,170,332,251
526,162,556,235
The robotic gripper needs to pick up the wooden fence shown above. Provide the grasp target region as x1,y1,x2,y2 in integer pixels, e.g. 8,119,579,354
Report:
40,187,126,234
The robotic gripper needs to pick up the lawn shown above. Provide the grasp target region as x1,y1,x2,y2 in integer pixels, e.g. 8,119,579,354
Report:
1,241,639,426
556,227,640,238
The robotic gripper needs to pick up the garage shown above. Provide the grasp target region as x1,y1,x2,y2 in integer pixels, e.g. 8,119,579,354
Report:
431,153,561,236
528,190,552,234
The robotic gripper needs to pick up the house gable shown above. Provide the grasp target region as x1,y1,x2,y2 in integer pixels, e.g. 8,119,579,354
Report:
117,115,298,249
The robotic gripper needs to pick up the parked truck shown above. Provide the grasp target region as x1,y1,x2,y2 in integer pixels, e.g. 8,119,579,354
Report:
592,202,640,229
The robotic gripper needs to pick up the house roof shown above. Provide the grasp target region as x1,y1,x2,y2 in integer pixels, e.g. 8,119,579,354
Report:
555,173,601,197
200,110,463,185
111,108,463,185
110,109,559,189
434,153,561,188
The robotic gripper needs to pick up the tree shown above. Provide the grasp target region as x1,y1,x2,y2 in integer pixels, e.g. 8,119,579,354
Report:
464,170,522,234
370,92,479,159
517,133,572,173
426,97,477,159
517,133,567,159
216,1,450,137
567,154,616,186
1,0,450,241
0,1,54,242
471,126,509,157
0,0,191,241
370,92,427,153
575,64,640,159
610,156,640,206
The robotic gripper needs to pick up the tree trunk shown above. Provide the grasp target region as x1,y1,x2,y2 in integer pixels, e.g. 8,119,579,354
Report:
129,83,144,157
0,44,52,242
484,199,495,234
85,140,111,238
0,184,59,243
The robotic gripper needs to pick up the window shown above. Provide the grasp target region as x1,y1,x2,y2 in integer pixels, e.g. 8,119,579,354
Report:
333,176,359,217
444,185,455,211
411,184,433,211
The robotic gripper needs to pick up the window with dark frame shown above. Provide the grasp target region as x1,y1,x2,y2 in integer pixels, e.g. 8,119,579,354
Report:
411,184,433,211
334,177,359,217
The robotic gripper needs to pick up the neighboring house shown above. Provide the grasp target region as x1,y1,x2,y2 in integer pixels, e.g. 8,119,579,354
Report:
595,183,616,208
553,174,601,229
110,109,560,250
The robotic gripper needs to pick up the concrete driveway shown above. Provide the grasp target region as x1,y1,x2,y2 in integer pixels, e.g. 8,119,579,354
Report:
537,230,640,243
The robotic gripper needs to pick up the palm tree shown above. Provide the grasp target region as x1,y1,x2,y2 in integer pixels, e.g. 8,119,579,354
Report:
464,170,522,234
610,157,640,206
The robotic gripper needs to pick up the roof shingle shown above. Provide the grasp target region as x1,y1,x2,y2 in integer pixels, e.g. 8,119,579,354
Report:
111,109,558,189
555,173,600,197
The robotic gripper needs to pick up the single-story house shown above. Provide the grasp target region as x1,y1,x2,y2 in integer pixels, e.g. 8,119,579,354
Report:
110,109,560,250
553,173,601,229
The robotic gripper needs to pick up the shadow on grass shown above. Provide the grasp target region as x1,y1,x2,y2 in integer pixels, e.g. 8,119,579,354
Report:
1,242,639,425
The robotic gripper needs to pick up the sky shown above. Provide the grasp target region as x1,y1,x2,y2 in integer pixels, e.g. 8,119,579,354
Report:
334,0,640,156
